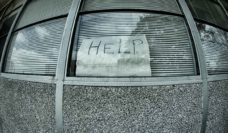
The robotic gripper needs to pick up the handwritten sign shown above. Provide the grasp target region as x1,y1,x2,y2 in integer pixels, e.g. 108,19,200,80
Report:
76,35,151,76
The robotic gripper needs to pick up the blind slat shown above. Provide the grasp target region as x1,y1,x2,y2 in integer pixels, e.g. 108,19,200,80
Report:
197,23,228,75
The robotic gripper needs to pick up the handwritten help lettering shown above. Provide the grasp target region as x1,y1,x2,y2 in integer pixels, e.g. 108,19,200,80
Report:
87,39,144,55
76,36,151,76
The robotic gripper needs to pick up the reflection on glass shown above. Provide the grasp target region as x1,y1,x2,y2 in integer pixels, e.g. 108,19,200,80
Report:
0,37,7,59
70,13,196,77
186,0,228,30
221,0,228,12
4,18,66,75
0,15,16,62
197,23,228,75
0,14,16,36
82,0,181,14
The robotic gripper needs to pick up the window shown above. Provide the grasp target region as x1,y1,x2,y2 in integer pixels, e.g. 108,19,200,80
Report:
197,23,228,75
186,0,228,30
68,0,197,77
3,0,73,75
4,18,66,75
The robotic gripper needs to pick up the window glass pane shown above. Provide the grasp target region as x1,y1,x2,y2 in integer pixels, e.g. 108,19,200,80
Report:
70,13,196,77
197,23,228,75
186,0,228,30
82,0,181,14
221,0,228,12
3,0,23,17
15,0,72,30
0,14,16,37
0,10,4,19
0,14,16,62
4,18,66,75
0,36,7,60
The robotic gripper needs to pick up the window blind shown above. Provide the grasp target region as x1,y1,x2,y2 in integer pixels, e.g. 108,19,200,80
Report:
197,23,228,75
4,18,66,75
71,13,196,77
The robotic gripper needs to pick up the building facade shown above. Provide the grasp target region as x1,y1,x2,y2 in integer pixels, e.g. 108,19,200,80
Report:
0,0,228,132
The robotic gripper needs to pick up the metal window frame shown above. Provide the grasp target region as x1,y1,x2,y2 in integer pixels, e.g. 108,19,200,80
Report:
178,0,209,133
54,0,82,132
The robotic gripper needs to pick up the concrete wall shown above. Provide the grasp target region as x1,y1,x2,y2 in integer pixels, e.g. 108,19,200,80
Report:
0,77,228,132
206,80,228,133
0,77,55,133
63,84,202,132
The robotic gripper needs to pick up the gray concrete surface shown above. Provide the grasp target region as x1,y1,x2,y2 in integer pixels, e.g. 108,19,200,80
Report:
63,84,202,132
206,80,228,133
0,77,55,133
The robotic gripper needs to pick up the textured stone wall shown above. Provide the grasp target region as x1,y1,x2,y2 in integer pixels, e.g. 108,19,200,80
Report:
63,84,202,132
1,76,227,132
0,77,55,133
206,80,228,133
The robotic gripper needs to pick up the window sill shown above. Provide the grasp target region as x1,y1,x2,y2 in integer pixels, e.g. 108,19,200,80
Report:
1,73,227,86
207,74,228,82
0,73,56,84
64,76,202,86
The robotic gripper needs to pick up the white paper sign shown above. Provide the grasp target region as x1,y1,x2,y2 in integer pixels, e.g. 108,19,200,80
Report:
76,35,151,76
